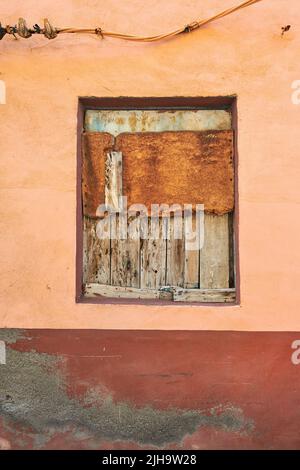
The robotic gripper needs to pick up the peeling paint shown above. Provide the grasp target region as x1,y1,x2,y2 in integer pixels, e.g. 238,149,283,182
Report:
85,110,232,136
0,343,253,449
0,329,26,345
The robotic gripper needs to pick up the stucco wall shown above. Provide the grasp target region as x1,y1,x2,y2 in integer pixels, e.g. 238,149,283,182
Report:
0,0,299,330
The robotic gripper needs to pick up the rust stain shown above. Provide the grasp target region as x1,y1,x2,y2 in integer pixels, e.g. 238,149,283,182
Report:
128,114,137,132
116,130,234,215
115,117,125,126
82,132,114,217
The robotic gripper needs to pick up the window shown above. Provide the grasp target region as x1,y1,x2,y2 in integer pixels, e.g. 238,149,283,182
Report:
79,98,236,304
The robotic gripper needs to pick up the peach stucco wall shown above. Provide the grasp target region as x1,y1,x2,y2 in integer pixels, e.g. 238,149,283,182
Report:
0,0,299,330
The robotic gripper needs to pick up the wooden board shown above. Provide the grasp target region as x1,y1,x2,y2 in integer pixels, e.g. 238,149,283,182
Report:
105,151,123,212
173,288,236,303
200,213,230,289
83,213,233,297
166,216,185,287
184,212,201,288
111,214,140,288
228,211,235,288
85,283,160,299
140,217,167,289
85,283,236,303
82,216,111,285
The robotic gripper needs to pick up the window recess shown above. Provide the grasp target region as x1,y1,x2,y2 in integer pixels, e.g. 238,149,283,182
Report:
81,108,236,303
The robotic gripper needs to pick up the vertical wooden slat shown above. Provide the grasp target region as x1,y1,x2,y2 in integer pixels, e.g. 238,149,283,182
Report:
111,214,140,288
105,148,142,287
166,216,185,287
184,213,200,288
200,213,229,289
140,217,167,289
228,211,235,288
83,216,111,285
105,151,122,212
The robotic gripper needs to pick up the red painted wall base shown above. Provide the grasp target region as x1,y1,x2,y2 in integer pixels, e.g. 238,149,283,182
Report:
0,329,299,449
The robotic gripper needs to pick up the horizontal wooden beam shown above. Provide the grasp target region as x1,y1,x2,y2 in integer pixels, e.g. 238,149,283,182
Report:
84,283,172,300
84,283,235,303
173,288,236,303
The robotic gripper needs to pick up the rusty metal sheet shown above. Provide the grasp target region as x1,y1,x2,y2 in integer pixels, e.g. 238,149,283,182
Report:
82,132,114,217
115,130,234,215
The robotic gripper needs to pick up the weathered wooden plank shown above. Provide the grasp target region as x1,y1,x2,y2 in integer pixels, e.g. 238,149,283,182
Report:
166,215,185,287
85,283,174,300
173,288,236,303
228,211,235,288
140,217,167,289
184,212,200,288
83,216,111,285
111,213,140,288
200,213,230,289
85,283,159,299
85,283,235,303
105,151,122,212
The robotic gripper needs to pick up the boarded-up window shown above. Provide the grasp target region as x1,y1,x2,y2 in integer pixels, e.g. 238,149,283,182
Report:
81,108,236,303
